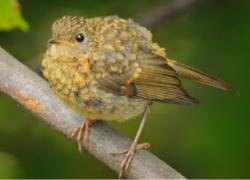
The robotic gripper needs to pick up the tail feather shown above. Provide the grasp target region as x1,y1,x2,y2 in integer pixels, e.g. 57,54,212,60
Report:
167,59,237,94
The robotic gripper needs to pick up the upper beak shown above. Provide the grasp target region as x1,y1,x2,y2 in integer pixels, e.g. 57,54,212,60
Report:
48,39,76,47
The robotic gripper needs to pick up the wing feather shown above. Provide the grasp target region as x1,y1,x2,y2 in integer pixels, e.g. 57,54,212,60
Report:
97,50,198,104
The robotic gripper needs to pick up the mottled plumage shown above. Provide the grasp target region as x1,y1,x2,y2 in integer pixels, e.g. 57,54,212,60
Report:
41,15,234,177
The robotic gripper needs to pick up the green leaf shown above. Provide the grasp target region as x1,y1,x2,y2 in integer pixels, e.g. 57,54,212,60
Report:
0,0,29,31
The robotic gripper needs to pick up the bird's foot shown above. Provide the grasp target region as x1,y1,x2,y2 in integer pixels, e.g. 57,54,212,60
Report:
71,118,94,153
111,142,150,178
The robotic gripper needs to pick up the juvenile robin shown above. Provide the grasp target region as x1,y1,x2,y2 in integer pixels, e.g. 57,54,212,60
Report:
41,15,235,178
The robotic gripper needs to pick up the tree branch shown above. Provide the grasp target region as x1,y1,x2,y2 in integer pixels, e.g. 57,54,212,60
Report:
137,0,206,30
0,47,186,178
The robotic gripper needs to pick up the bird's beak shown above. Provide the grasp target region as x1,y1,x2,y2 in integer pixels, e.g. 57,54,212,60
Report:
48,39,76,47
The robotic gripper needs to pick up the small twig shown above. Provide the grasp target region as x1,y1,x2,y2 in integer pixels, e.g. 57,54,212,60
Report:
137,0,206,30
0,47,186,178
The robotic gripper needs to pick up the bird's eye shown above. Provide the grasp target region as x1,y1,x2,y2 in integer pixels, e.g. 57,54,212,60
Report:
76,33,85,43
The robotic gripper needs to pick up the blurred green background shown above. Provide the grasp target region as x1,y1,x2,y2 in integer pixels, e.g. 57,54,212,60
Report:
0,0,249,178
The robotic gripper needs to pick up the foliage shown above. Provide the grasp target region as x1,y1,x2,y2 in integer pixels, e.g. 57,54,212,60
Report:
0,0,29,31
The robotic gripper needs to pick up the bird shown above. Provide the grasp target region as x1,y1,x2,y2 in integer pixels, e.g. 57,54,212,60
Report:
41,15,236,178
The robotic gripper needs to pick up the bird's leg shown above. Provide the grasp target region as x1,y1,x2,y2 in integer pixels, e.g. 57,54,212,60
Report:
72,117,95,153
112,106,150,178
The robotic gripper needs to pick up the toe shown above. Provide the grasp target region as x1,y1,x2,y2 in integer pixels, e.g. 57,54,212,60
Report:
118,149,135,178
124,151,134,172
111,149,128,156
71,127,80,139
135,142,151,150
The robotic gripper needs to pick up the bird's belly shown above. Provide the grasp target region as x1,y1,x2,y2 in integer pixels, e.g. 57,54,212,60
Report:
42,57,148,121
44,69,147,121
74,89,148,121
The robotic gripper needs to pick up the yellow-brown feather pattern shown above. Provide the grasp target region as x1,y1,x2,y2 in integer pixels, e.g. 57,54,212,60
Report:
42,15,233,122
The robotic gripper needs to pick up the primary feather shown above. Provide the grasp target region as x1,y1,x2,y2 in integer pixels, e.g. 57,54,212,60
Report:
167,59,236,94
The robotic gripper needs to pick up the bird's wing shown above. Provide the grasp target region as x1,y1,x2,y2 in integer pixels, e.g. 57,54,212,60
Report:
167,59,237,94
97,50,198,104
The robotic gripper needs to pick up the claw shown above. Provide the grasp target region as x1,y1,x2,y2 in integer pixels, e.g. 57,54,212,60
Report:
124,149,134,172
111,142,150,156
119,149,134,178
111,142,150,178
71,118,94,153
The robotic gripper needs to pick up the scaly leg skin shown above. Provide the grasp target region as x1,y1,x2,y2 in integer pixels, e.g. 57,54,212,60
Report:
72,117,94,153
112,106,151,178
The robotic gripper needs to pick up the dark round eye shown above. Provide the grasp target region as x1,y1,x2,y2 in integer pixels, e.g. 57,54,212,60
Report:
76,33,85,43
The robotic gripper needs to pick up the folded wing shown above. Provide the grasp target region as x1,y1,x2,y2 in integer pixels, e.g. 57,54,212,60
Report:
97,50,198,105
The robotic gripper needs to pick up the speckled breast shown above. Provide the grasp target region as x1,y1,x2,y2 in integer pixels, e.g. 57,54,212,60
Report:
41,49,148,121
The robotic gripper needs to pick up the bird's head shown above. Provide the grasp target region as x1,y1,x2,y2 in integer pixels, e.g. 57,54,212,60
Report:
46,15,140,63
48,16,97,60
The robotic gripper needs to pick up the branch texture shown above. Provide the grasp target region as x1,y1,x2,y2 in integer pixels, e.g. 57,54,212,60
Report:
0,47,186,178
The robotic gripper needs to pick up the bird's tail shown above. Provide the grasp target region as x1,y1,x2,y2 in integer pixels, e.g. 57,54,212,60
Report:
167,59,237,94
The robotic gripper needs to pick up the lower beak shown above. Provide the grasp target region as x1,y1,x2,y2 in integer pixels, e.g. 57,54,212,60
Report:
48,39,76,47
